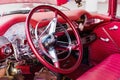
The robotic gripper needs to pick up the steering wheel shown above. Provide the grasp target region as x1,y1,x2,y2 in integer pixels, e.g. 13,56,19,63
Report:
26,5,82,74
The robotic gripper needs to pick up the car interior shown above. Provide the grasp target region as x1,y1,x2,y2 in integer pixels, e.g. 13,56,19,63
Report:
0,0,120,80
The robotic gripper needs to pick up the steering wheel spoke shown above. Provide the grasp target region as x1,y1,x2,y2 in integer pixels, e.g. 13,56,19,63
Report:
56,41,80,51
48,48,60,68
56,41,69,48
48,10,58,35
48,17,57,35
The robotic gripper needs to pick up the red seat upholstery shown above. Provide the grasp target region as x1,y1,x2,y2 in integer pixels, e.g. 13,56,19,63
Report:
77,54,120,80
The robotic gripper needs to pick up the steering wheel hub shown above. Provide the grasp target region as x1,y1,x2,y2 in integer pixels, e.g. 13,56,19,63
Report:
40,34,56,48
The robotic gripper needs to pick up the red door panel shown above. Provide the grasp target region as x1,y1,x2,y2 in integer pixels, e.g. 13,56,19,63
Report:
90,21,120,64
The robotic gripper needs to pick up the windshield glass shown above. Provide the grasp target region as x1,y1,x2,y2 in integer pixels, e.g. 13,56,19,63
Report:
0,0,120,17
0,2,70,16
0,0,59,4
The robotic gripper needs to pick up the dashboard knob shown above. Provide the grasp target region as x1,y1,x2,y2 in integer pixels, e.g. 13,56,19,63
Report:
0,36,13,61
4,46,12,55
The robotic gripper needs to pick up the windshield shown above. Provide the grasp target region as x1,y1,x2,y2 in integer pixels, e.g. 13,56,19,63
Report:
0,0,120,17
0,2,70,16
0,0,59,4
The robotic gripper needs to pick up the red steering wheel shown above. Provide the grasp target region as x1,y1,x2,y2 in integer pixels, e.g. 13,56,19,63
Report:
26,5,82,74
